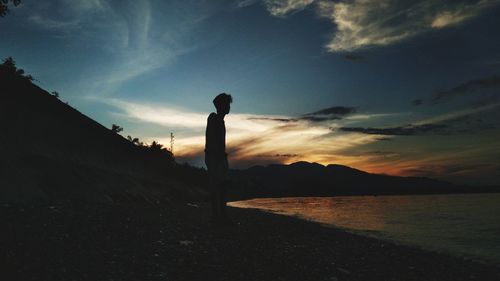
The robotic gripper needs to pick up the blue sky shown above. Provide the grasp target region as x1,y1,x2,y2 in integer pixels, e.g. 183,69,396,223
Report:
2,0,500,184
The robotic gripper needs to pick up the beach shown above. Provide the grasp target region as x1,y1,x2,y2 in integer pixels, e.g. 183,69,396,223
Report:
2,198,499,281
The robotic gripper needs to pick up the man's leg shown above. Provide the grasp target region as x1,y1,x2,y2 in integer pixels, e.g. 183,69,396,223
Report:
208,170,220,222
219,181,226,218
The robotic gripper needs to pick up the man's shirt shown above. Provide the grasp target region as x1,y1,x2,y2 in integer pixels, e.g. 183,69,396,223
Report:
205,112,226,167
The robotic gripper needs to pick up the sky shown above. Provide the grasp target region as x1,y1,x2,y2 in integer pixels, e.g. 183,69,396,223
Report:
1,0,500,185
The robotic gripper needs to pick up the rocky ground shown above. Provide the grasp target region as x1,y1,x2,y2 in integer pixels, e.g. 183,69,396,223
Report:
2,198,499,281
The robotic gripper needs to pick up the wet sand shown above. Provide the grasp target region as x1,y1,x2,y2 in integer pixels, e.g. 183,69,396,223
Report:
2,199,499,281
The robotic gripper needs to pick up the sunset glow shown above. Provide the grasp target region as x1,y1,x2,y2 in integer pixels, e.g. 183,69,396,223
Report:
2,0,499,185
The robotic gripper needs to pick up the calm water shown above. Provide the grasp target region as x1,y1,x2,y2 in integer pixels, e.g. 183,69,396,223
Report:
229,193,500,264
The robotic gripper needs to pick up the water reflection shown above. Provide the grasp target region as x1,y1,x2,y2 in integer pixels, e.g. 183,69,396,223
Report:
229,194,500,263
230,197,391,231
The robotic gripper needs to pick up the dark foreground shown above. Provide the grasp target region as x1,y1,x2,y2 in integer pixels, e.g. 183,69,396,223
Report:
2,199,499,281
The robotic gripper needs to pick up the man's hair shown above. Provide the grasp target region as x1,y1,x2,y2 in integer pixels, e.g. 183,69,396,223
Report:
213,93,232,108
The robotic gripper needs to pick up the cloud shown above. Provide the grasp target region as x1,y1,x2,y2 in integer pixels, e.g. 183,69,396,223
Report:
99,98,385,168
341,102,500,136
104,98,207,129
318,0,497,52
431,6,483,28
23,0,213,98
357,151,401,158
28,14,80,29
432,75,500,103
247,106,357,123
235,0,260,8
414,102,500,125
298,105,357,122
343,112,406,121
299,116,340,122
256,0,498,52
263,0,315,16
398,162,496,183
247,117,298,122
306,106,357,116
26,0,109,30
340,124,448,136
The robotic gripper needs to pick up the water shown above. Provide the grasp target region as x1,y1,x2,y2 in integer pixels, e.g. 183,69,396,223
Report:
229,193,500,264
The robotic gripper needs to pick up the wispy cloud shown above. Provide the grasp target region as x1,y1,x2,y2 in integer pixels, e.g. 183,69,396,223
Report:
26,0,109,30
305,106,356,116
340,124,448,136
23,0,214,98
430,4,486,28
432,75,500,103
334,130,500,184
246,106,357,123
247,117,299,123
235,0,260,8
100,98,387,167
263,0,315,16
249,0,499,52
88,0,198,92
296,105,357,123
413,102,500,125
339,102,500,138
318,0,497,52
28,14,80,29
343,112,407,121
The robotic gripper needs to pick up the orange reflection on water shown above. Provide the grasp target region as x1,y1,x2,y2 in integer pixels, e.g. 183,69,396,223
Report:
229,196,412,232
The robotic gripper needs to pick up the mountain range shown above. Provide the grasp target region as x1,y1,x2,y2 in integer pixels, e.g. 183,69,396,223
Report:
228,161,499,200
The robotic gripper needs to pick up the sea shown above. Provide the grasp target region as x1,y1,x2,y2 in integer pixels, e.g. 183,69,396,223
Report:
228,193,500,264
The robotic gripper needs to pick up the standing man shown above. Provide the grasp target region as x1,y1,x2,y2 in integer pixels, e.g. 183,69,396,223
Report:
205,93,232,224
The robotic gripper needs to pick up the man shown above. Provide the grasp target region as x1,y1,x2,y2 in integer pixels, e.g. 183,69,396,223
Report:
205,93,232,224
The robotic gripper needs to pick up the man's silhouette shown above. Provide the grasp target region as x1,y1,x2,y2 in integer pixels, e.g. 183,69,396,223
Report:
205,93,232,224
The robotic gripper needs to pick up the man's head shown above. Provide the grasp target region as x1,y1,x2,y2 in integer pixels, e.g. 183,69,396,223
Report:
213,93,232,115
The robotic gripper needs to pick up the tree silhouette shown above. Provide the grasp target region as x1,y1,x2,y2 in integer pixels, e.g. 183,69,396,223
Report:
148,140,174,162
111,124,123,133
1,0,21,17
149,141,164,152
127,135,140,145
0,56,34,82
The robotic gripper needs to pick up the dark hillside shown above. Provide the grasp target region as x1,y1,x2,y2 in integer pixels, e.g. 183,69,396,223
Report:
0,60,206,203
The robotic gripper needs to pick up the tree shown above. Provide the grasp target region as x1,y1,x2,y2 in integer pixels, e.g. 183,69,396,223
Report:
111,124,123,133
1,0,21,17
127,135,140,145
0,56,34,82
148,140,174,163
51,91,60,98
149,141,164,152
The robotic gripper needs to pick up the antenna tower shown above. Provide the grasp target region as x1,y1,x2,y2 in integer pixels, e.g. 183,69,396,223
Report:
170,132,174,154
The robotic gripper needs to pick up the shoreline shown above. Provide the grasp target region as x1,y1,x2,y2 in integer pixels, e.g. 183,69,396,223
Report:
3,199,499,281
234,206,498,266
321,221,496,266
229,194,500,266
